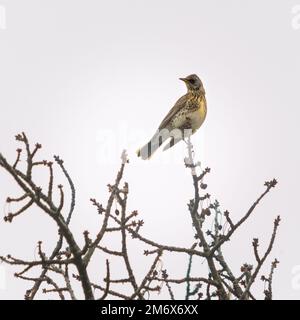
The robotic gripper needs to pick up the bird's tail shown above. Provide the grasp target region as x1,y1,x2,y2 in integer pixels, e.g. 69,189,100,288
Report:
162,135,182,152
136,129,170,160
137,128,185,160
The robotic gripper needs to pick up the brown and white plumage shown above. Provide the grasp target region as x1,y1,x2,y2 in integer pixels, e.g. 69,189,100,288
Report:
137,74,207,160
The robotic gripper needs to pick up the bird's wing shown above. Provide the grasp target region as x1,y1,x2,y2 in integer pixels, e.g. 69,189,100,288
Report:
158,94,188,130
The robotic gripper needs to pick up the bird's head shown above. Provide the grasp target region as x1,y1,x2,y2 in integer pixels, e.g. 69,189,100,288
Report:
179,74,204,93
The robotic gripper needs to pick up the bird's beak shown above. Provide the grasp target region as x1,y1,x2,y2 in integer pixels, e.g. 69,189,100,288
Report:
179,77,188,82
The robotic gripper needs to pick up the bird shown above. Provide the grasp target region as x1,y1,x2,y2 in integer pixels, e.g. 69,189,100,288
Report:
137,74,207,160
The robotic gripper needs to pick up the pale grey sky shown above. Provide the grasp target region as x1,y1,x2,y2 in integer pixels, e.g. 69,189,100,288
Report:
0,0,300,299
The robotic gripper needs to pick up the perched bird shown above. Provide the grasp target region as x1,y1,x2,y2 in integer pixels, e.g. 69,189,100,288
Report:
137,74,207,159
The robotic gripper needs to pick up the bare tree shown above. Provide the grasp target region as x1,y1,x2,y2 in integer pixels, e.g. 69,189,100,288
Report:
0,133,280,300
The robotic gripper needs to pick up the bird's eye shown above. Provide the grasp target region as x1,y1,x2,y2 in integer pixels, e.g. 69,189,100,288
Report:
189,79,195,84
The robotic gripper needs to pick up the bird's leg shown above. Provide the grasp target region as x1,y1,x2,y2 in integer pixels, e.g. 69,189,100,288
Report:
182,120,193,145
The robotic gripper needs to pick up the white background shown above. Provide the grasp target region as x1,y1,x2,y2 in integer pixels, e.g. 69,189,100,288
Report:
0,0,300,299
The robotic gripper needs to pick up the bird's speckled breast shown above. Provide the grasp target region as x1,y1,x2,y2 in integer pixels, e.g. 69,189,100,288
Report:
192,95,207,131
169,94,207,132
